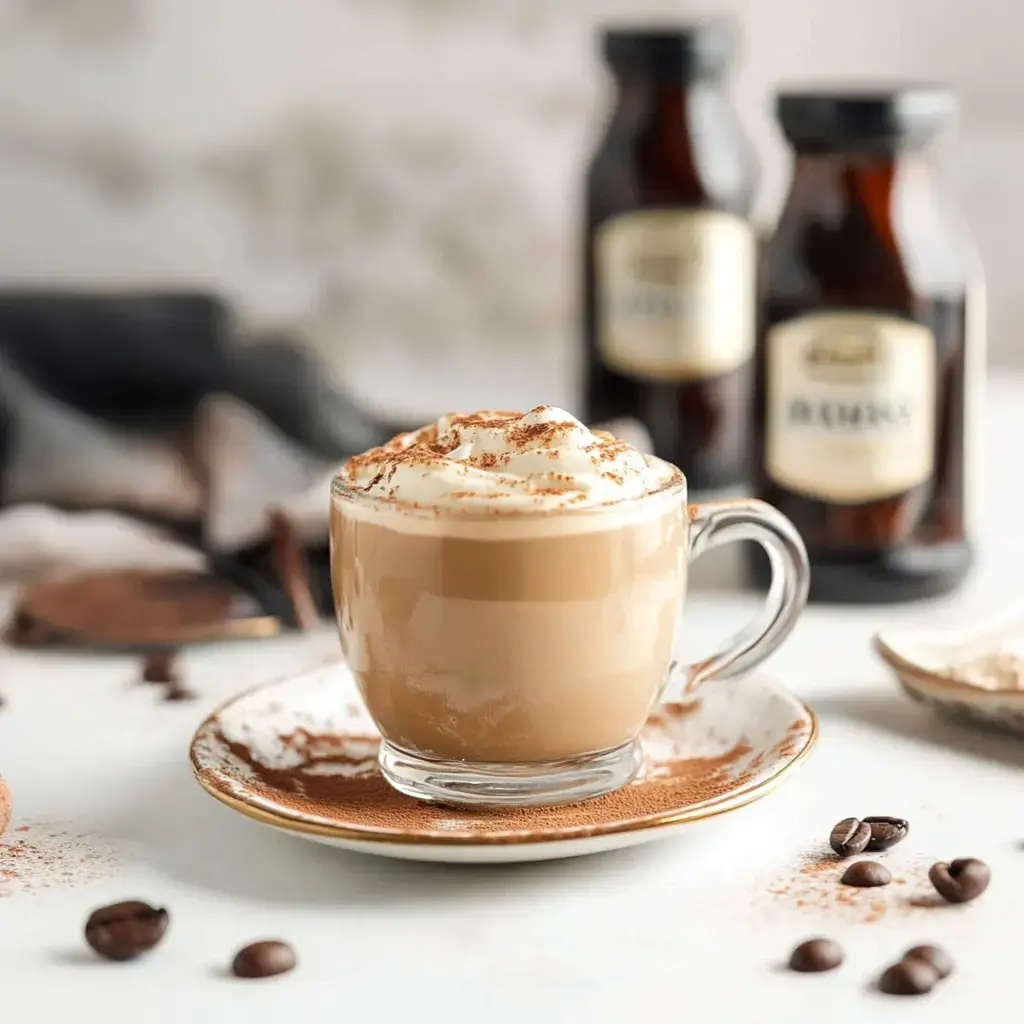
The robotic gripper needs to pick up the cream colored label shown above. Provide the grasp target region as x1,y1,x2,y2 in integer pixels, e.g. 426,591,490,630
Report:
766,312,936,502
595,210,755,380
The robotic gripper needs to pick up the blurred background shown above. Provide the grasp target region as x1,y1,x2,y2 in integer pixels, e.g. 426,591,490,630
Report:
0,0,1008,640
0,0,1016,415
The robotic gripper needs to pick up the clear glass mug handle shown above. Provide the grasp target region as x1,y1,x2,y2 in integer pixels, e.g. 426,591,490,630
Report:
677,500,810,690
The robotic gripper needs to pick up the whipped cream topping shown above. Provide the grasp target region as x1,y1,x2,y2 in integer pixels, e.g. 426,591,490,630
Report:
338,407,680,511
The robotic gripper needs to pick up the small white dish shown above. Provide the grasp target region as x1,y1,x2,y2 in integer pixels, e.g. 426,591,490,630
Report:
875,606,1024,736
190,661,816,863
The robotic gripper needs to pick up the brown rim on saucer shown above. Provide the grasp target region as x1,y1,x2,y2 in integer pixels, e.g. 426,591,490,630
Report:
189,677,819,848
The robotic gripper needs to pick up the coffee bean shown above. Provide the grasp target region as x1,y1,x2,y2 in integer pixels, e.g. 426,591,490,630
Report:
863,816,909,852
231,940,297,979
840,860,892,887
142,651,177,685
879,958,939,996
163,683,196,702
929,858,990,903
788,937,844,973
903,944,954,979
84,900,169,961
829,817,871,857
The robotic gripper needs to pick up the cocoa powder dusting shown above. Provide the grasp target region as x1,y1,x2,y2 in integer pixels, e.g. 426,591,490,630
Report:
343,411,525,478
343,409,654,474
336,408,683,513
763,849,942,923
0,823,123,897
446,491,514,501
645,700,703,729
467,452,506,470
208,729,753,840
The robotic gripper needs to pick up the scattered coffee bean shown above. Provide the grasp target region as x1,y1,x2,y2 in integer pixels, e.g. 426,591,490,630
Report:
231,940,297,979
829,817,871,858
84,900,169,961
163,683,197,702
863,816,909,852
840,860,892,887
142,650,178,685
788,937,844,973
879,958,939,996
903,944,954,979
5,609,47,647
929,858,990,903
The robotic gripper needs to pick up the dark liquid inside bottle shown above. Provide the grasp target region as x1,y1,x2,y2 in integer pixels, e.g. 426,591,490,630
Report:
752,88,980,603
583,23,759,493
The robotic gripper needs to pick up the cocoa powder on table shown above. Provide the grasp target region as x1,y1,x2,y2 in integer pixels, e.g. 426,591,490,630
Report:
764,850,953,923
0,822,122,897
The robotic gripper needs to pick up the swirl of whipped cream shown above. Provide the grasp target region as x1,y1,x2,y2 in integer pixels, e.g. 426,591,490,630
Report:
339,406,680,511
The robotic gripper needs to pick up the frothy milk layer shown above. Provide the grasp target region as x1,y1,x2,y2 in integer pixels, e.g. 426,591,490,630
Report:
338,407,681,516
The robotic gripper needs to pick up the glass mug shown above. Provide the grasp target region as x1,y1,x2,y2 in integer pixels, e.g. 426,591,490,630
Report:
330,474,809,807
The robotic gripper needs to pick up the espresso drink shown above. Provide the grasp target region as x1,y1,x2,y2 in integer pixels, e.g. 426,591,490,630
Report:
331,408,686,763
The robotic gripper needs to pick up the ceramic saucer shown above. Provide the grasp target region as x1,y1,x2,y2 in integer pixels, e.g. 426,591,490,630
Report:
875,606,1024,737
190,662,817,864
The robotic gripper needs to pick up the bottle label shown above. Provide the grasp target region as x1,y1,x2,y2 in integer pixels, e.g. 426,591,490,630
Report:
765,312,936,502
595,210,756,380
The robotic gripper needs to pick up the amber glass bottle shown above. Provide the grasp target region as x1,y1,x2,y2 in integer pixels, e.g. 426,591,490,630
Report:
583,21,759,493
753,86,984,602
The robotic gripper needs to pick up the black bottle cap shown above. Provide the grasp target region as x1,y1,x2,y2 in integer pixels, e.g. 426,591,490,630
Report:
776,84,957,153
602,20,736,80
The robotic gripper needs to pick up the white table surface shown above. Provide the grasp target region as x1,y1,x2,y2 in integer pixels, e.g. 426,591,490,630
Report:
2,376,1024,1023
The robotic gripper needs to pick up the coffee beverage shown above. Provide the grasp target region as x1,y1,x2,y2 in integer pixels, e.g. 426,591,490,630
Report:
333,408,684,765
331,407,808,806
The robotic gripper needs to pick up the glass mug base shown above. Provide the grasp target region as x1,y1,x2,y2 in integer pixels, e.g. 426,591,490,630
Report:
377,738,645,808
